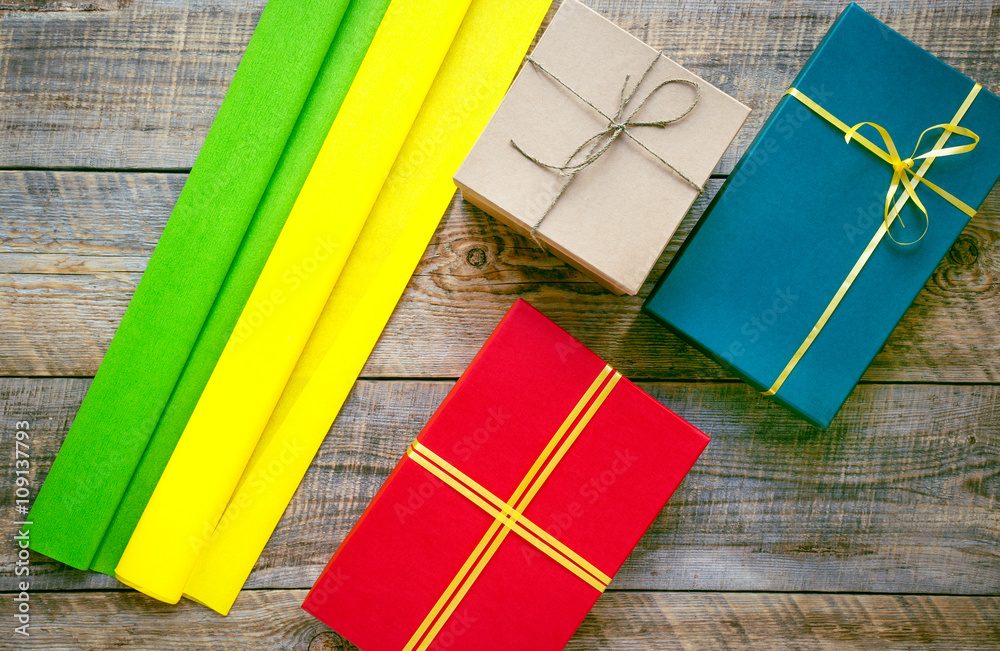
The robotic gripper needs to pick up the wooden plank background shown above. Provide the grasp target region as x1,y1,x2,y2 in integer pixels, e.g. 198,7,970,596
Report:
1,0,998,649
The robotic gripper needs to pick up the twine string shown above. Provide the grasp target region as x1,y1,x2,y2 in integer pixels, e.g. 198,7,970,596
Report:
510,54,703,248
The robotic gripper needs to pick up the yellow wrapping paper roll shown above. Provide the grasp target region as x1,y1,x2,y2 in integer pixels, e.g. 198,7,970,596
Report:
180,0,552,615
114,0,473,604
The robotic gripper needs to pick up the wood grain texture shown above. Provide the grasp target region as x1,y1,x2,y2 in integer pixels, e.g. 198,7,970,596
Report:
1,1,997,170
0,0,257,169
7,591,999,650
3,378,997,594
2,170,999,381
13,590,331,651
0,1,128,11
1,1,999,648
567,592,1000,651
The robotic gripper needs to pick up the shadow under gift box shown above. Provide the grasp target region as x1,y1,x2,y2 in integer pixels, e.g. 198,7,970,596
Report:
643,3,1000,429
302,299,709,651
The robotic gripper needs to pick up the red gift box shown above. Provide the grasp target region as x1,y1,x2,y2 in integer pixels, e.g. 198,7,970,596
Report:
303,299,709,651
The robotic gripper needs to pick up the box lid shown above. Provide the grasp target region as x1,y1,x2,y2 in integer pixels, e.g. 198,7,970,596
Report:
455,0,749,295
644,3,1000,428
303,299,709,650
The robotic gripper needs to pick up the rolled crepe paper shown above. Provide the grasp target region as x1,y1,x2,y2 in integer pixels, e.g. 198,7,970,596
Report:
27,0,349,572
180,0,552,616
114,0,474,605
87,0,391,577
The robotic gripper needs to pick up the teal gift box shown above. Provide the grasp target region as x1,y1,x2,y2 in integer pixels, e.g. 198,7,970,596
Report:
643,3,1000,428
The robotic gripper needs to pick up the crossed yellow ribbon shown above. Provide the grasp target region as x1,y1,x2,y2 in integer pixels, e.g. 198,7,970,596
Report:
402,365,621,651
764,85,982,397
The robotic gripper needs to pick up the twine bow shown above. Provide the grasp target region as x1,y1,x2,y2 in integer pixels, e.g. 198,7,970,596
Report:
844,121,979,245
511,54,703,248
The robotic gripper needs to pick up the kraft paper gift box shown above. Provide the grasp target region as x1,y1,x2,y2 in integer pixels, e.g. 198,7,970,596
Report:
644,3,1000,428
303,299,709,651
453,0,749,295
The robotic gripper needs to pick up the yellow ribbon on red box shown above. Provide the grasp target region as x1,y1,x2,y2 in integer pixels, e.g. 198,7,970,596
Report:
403,365,621,651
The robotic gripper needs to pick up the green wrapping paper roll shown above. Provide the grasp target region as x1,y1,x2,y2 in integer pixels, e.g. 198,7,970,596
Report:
87,0,391,577
28,0,351,571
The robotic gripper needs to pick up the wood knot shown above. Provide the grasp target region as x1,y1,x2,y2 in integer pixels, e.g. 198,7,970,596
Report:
948,235,979,266
308,631,357,651
466,246,487,268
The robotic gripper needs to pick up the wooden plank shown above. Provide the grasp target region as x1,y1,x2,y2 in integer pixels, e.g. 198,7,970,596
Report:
0,0,260,169
0,1,124,11
380,184,1000,383
3,378,997,594
14,590,329,650
1,0,996,647
568,593,1000,651
8,591,999,650
2,170,1000,382
1,1,997,170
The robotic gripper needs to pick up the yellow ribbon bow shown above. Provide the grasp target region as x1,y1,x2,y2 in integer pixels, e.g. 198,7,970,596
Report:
763,85,983,398
843,120,980,244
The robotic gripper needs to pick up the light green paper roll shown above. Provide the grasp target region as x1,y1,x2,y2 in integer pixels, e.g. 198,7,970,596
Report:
28,0,351,572
89,0,392,577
